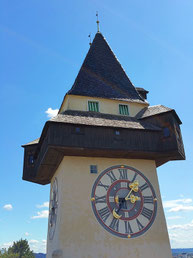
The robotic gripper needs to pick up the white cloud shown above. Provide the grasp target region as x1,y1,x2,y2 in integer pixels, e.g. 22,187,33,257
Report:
36,202,49,209
31,210,49,219
163,198,192,208
25,232,30,236
3,204,13,211
29,239,46,253
0,242,13,250
163,198,193,212
167,216,182,220
169,205,193,212
29,239,39,244
45,108,59,118
168,220,193,248
168,220,193,231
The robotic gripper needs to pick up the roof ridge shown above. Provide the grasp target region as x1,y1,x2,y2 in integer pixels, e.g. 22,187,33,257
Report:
148,104,172,109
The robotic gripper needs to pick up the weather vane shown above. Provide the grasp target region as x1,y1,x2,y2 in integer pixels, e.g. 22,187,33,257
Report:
88,33,92,46
96,11,100,32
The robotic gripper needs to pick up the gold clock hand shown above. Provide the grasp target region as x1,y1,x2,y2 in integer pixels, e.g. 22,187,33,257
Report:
113,199,125,219
125,189,133,201
125,180,139,201
113,209,122,219
128,195,141,204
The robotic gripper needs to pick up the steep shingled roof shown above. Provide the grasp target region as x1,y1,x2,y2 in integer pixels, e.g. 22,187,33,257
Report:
136,105,182,124
67,32,145,103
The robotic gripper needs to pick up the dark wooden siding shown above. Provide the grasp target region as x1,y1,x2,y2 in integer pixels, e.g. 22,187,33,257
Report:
140,112,185,158
22,121,185,185
47,124,159,151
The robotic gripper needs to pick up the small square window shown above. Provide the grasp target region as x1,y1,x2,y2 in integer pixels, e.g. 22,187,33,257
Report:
28,155,34,165
119,104,129,115
90,165,98,174
115,130,120,136
88,101,99,112
72,126,84,135
75,127,80,133
163,127,170,137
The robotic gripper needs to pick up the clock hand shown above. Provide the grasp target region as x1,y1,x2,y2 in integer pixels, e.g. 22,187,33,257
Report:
125,180,139,201
113,198,125,219
125,189,133,201
128,194,140,204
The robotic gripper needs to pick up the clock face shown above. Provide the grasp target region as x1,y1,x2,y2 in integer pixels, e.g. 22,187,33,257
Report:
91,165,157,238
48,177,58,240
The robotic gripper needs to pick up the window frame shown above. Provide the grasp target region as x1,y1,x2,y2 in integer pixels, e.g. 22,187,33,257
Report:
163,127,170,138
71,126,85,135
90,165,98,174
87,100,100,112
119,104,129,116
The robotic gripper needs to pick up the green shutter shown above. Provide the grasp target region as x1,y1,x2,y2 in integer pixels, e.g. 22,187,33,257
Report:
95,102,99,112
88,101,99,112
119,104,129,115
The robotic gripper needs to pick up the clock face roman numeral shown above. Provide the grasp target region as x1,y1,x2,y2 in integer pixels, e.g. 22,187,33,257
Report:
120,182,128,188
124,221,133,234
131,173,137,182
106,171,117,183
98,181,109,191
119,169,128,180
98,206,111,223
136,218,144,231
109,217,119,231
141,207,153,220
140,182,149,191
143,196,153,204
124,212,129,218
95,195,106,203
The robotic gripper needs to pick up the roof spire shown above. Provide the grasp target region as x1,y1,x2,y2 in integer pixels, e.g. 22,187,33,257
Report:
67,33,145,103
96,11,100,32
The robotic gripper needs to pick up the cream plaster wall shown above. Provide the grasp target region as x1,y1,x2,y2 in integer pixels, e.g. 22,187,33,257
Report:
60,95,148,117
47,157,172,258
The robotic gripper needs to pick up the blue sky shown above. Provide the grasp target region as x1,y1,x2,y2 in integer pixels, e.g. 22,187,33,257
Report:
1,0,193,253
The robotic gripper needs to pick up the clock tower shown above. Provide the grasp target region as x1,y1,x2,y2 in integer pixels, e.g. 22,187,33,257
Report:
22,32,185,258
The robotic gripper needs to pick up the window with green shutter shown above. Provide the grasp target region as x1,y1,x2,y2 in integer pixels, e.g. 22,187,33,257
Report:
119,104,129,115
88,101,99,112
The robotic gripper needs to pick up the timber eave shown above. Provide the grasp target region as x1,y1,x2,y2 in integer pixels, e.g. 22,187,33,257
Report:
25,145,185,185
22,119,185,185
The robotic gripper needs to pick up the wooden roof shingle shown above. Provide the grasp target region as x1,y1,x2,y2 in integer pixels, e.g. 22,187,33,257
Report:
50,110,161,131
67,33,145,103
136,105,182,124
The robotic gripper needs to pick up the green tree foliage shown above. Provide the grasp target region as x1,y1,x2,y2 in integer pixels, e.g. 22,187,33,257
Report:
0,239,34,258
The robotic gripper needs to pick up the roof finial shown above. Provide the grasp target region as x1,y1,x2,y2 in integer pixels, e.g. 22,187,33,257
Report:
96,11,100,32
88,33,92,46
